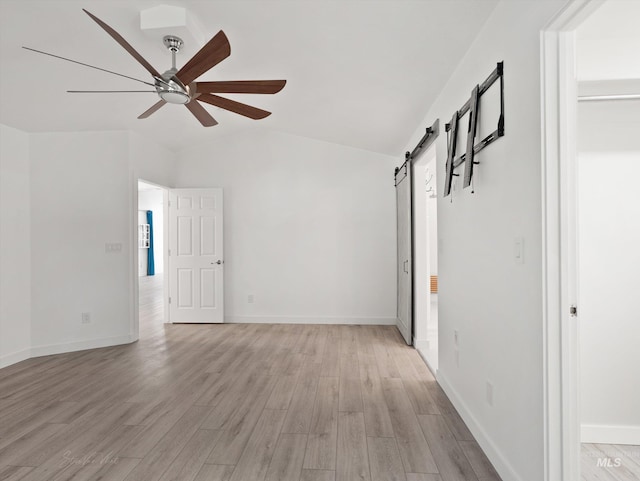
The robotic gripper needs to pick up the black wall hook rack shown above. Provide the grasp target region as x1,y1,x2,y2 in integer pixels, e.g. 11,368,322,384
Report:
444,61,504,197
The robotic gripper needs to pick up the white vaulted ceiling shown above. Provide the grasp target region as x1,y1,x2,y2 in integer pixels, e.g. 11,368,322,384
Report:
0,0,500,155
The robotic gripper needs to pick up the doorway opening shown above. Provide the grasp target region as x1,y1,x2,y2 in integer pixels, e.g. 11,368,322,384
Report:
137,180,169,337
411,143,439,372
574,1,640,478
542,1,640,479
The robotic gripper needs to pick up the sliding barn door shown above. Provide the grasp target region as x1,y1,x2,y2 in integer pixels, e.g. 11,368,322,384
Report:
168,188,224,323
395,163,413,345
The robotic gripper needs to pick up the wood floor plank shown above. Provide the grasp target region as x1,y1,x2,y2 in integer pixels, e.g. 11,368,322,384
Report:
62,456,140,481
336,411,370,481
356,328,395,438
417,414,478,481
12,421,143,481
227,409,286,481
300,469,336,481
122,405,211,481
0,422,67,466
381,378,438,474
0,465,34,481
303,377,339,470
201,371,273,430
459,440,501,480
264,433,307,481
281,362,321,434
0,401,76,451
368,436,406,481
206,376,278,465
405,474,442,481
320,327,341,377
193,464,235,481
424,384,474,442
266,375,299,410
158,429,223,481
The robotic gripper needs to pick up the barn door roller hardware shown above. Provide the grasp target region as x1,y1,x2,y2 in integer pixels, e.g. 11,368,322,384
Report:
444,61,504,197
393,118,439,185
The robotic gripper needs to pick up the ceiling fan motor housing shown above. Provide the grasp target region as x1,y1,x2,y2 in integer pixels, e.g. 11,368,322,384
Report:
155,76,191,104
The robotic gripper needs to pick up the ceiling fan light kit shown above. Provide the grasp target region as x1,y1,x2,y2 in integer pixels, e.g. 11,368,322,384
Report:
23,9,286,127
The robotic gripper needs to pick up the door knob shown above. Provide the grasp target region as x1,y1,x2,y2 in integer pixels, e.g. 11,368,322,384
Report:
212,260,223,265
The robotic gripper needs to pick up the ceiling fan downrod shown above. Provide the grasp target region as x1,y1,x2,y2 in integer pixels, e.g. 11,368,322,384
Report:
156,35,191,104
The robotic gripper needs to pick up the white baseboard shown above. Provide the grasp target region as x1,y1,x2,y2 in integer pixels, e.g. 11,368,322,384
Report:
414,342,438,378
0,348,31,369
438,372,524,481
581,424,640,445
30,334,136,359
225,315,396,325
0,335,137,370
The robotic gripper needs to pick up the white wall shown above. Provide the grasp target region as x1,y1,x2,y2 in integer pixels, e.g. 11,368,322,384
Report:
578,101,640,445
403,1,565,480
25,130,175,357
0,124,31,367
129,132,176,188
138,188,164,274
29,131,133,353
576,0,640,81
175,130,397,324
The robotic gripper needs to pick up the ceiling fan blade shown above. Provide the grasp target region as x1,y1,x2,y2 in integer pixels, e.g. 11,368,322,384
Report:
68,90,156,93
22,47,154,86
195,80,287,94
138,100,167,119
83,9,161,78
175,31,230,85
185,101,218,127
197,93,271,120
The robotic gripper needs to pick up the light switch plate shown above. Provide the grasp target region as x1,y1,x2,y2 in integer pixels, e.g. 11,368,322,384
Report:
514,237,524,264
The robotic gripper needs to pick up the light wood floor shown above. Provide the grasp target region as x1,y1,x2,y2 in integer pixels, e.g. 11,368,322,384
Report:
0,276,502,481
582,443,640,481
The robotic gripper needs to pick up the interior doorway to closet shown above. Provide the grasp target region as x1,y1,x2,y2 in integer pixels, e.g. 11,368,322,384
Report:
137,180,168,336
412,144,439,372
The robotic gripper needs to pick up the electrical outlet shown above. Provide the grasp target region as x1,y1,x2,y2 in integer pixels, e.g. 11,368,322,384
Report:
454,329,459,346
81,312,91,324
248,294,254,304
486,381,494,406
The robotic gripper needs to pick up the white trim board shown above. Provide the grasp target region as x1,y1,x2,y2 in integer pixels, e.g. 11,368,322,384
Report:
226,316,396,325
415,343,438,379
0,348,31,369
540,1,606,480
1,335,137,369
30,334,136,359
581,425,640,446
437,372,523,481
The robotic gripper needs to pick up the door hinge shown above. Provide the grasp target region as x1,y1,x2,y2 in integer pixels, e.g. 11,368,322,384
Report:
570,305,577,317
168,249,171,256
169,297,172,304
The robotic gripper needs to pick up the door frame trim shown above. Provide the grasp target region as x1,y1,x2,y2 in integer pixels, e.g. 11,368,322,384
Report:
540,1,604,479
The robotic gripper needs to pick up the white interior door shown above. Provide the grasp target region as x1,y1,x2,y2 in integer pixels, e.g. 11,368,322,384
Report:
396,164,412,345
169,188,224,323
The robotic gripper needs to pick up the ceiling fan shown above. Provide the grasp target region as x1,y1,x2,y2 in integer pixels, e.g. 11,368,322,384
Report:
23,9,286,127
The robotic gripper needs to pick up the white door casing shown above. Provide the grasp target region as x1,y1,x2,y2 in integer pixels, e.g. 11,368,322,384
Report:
169,188,224,323
396,163,412,345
